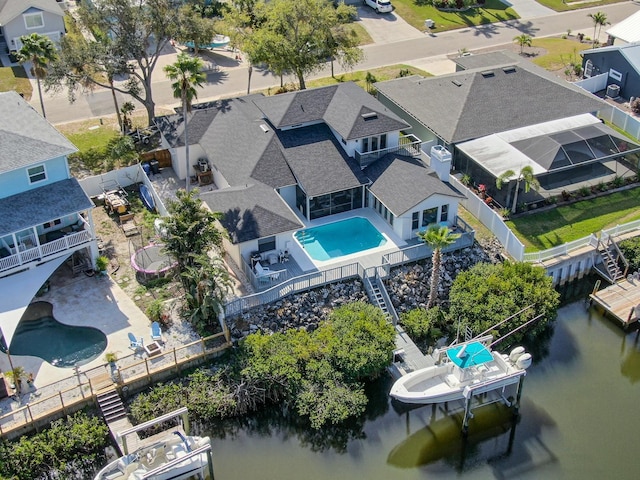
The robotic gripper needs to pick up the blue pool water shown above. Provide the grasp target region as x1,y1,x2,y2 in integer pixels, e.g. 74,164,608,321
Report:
295,217,387,261
1,302,107,367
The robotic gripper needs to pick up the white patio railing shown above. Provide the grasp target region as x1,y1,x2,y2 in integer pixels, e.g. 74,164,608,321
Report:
0,230,92,274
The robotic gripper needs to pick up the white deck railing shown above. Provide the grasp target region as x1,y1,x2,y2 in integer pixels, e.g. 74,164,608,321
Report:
0,230,92,274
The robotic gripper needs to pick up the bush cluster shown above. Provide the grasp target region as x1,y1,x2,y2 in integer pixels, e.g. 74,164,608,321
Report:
0,411,109,480
130,302,396,430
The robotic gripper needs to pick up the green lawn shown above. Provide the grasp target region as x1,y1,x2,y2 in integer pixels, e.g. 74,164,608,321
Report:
536,0,625,12
506,188,640,251
348,22,374,46
391,0,518,33
0,66,32,99
529,37,587,71
306,64,431,90
59,118,120,154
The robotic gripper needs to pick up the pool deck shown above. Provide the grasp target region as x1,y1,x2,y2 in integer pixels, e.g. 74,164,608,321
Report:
0,264,153,397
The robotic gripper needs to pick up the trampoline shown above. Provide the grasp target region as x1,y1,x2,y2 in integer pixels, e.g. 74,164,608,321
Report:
131,244,177,282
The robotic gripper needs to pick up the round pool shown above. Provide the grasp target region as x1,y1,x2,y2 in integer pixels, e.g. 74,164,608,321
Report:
1,302,107,367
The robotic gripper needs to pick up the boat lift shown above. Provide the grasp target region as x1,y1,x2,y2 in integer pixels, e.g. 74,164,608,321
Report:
116,407,215,480
422,305,544,435
455,307,544,435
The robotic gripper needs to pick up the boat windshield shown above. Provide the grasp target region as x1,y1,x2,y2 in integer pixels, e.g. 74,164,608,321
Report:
447,342,493,368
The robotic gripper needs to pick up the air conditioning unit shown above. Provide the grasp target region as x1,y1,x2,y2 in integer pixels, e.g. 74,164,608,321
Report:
606,84,620,99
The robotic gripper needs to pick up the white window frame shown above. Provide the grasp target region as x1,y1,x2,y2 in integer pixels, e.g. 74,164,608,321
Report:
24,12,44,30
27,164,47,184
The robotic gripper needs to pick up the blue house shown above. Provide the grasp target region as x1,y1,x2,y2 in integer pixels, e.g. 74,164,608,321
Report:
582,43,640,101
0,0,65,54
0,91,97,347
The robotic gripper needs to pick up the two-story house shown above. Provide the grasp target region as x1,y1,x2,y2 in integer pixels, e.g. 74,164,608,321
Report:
0,0,65,54
156,82,463,273
0,91,97,347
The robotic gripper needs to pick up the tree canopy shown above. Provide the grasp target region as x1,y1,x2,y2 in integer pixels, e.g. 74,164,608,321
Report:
48,0,184,125
448,262,559,344
242,0,361,89
418,226,461,308
164,189,226,271
131,300,395,429
17,33,57,118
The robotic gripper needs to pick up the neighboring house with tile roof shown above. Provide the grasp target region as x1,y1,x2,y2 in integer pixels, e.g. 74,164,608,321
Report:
0,91,97,279
155,82,464,270
374,51,640,210
0,0,65,53
581,43,640,101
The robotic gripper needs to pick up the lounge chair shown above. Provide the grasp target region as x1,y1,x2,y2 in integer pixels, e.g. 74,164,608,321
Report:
150,322,164,343
128,332,143,350
255,261,280,283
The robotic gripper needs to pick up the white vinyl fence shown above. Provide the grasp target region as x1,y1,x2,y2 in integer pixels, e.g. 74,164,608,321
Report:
575,73,608,94
449,176,525,260
79,164,144,197
599,106,640,141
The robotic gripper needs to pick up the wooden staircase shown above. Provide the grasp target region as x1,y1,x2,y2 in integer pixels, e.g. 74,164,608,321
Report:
97,388,127,423
596,235,628,284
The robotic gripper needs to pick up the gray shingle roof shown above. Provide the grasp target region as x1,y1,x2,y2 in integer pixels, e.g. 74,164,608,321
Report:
253,82,409,140
364,155,463,216
0,91,77,173
200,184,303,244
155,85,423,244
0,178,94,236
453,51,518,71
0,0,63,25
375,53,607,144
277,124,368,197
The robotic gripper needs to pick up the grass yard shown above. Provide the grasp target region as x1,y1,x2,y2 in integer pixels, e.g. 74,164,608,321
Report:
529,37,587,71
305,64,431,90
391,0,518,33
0,66,32,99
348,22,374,46
506,188,640,251
458,206,494,243
58,118,120,154
535,0,625,12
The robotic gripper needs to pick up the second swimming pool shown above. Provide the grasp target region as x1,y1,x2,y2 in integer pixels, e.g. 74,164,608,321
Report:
294,217,387,261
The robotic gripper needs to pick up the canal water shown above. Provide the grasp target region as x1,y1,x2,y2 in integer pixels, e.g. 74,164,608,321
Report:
206,297,640,480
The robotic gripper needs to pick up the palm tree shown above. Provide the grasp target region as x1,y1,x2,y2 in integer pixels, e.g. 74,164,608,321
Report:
182,254,232,333
513,34,533,55
588,11,609,48
17,33,58,118
496,166,540,213
164,53,206,192
418,226,461,309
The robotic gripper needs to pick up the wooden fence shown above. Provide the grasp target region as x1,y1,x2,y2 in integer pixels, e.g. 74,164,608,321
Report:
0,332,231,440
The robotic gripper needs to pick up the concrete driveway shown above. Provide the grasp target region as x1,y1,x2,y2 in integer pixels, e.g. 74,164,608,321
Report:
356,5,424,45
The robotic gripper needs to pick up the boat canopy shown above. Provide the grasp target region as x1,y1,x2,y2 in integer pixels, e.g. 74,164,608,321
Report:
447,341,493,368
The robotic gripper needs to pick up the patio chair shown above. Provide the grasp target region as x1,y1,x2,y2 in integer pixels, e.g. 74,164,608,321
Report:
150,321,164,343
128,332,143,350
255,262,279,282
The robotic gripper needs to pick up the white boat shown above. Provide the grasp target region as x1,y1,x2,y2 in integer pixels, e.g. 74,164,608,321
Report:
94,432,210,480
390,339,532,405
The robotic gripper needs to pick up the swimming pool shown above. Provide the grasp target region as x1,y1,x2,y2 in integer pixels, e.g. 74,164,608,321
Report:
0,302,107,367
294,217,387,261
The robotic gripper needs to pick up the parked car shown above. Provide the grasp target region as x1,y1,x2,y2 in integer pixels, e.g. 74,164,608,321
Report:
364,0,393,13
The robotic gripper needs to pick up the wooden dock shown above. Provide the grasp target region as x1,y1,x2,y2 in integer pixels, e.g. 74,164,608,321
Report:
589,279,640,327
389,325,435,379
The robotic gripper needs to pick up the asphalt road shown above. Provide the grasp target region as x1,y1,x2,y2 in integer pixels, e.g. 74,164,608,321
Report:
38,1,640,125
